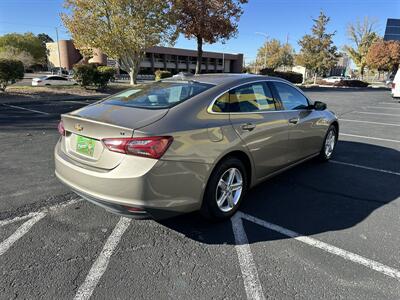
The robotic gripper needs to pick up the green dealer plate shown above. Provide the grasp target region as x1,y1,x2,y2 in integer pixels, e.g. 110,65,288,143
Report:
76,135,96,157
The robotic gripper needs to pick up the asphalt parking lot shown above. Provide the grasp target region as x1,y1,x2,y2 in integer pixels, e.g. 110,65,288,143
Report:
0,88,399,299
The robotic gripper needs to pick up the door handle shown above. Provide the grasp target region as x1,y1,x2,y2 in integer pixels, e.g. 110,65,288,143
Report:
241,123,256,131
288,117,299,125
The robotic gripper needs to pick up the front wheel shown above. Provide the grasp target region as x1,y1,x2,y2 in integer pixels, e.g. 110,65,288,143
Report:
318,125,337,161
201,157,247,220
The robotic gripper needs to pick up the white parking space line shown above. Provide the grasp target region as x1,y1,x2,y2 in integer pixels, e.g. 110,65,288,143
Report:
354,111,400,117
74,217,131,300
238,212,400,281
378,102,400,105
366,106,400,110
340,133,400,143
0,198,81,227
231,213,265,300
1,103,50,115
0,212,46,256
330,160,400,176
340,119,400,127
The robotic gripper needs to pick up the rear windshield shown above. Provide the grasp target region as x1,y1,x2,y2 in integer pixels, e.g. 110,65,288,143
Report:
102,81,214,109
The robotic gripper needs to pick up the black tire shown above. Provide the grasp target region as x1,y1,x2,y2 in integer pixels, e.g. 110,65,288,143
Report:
201,157,247,220
318,125,337,161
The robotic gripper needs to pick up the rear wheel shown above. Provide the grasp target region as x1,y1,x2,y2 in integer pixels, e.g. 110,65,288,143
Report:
201,157,247,220
318,125,337,161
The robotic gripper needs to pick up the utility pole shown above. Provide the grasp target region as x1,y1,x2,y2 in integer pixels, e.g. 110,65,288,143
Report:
55,27,62,75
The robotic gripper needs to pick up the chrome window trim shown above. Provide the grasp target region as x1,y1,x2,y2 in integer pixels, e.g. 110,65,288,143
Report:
207,79,312,115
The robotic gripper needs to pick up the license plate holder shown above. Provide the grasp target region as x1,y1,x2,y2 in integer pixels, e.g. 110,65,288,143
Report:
76,135,96,157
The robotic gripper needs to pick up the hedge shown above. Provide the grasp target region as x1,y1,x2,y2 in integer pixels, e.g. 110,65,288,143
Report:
259,68,303,84
95,66,116,89
318,79,369,88
73,64,115,89
0,59,24,91
334,80,369,88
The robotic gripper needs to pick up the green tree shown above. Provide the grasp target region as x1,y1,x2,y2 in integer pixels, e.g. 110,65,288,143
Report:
256,39,294,70
62,0,177,85
297,11,338,83
0,59,24,91
0,33,46,65
280,43,294,70
37,33,54,45
173,0,247,74
344,17,379,79
37,33,54,69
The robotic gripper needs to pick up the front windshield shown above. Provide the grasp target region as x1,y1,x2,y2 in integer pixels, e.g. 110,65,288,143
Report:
102,81,214,109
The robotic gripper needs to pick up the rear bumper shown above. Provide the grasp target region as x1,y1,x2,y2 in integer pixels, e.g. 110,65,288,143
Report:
54,140,212,219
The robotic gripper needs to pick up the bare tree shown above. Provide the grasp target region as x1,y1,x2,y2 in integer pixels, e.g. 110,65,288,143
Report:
344,17,379,79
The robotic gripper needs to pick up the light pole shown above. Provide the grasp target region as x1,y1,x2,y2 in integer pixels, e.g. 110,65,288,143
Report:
221,43,228,73
255,32,269,70
55,26,62,75
222,52,224,73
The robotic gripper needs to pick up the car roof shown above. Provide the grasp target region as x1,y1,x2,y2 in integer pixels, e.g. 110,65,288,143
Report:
163,73,288,86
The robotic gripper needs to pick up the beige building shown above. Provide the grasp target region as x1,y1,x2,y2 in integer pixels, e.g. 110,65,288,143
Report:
46,40,243,74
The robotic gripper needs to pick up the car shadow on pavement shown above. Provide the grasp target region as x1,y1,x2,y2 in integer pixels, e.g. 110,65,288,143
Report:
159,141,400,245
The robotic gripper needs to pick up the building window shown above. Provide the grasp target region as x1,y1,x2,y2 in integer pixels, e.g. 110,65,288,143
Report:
189,57,197,64
154,53,164,63
178,56,187,64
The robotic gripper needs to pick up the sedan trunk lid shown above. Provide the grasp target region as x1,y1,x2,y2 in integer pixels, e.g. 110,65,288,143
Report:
60,103,168,170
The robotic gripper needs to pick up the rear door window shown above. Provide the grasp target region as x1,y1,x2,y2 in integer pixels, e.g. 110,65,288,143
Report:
230,82,276,112
212,93,230,112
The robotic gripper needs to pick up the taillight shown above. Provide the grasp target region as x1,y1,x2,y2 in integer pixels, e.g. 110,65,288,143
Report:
102,136,173,159
392,83,396,89
57,120,65,136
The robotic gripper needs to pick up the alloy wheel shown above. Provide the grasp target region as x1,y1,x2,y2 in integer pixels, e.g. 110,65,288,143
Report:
324,129,336,158
215,168,243,213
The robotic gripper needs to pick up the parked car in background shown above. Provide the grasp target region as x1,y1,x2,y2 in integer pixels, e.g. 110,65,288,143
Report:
324,76,345,83
391,69,399,98
32,75,77,86
55,74,338,221
51,67,69,76
386,73,396,88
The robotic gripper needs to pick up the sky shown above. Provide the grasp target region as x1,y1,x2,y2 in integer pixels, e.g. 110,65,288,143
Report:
0,0,398,64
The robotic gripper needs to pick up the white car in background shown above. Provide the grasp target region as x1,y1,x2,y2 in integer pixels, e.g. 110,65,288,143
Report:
392,69,400,98
324,76,345,83
32,75,77,86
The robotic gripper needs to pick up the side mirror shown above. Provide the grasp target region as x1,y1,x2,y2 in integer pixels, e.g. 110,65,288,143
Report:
313,101,327,111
